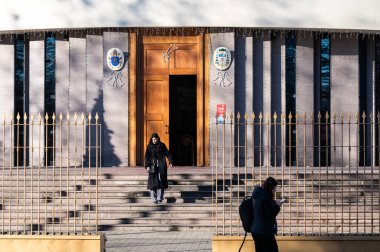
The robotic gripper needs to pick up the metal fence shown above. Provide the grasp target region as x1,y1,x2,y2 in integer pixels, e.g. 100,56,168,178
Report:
212,111,380,236
0,113,101,235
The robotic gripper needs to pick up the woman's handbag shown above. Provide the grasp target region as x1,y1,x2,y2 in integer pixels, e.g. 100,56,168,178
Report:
148,160,158,173
148,164,155,173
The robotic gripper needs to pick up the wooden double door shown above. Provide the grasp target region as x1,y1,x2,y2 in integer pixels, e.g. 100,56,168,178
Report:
141,36,205,166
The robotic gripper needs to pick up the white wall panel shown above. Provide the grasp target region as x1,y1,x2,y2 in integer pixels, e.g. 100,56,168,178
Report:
296,37,314,166
0,37,14,165
103,32,129,166
28,36,45,166
86,34,103,167
331,37,359,166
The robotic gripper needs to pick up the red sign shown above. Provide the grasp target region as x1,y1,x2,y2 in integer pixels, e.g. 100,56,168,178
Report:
217,104,226,123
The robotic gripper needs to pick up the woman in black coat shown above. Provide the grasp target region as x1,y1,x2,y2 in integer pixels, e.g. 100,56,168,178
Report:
250,177,286,252
144,132,173,204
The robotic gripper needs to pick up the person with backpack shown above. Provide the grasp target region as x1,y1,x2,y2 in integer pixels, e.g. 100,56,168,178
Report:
250,177,286,252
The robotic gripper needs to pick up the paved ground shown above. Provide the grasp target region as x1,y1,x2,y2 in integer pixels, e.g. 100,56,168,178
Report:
105,231,212,252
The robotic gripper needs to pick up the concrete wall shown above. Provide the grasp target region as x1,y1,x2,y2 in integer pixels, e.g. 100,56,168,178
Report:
0,31,129,167
28,35,45,166
296,36,314,166
330,37,359,167
56,35,70,114
271,34,285,166
209,32,235,168
55,31,126,167
262,33,271,168
55,34,70,166
213,32,374,169
0,36,15,165
69,35,87,114
235,36,253,167
86,34,103,167
213,235,380,252
65,34,87,166
252,36,265,167
0,234,105,252
251,33,285,167
102,32,129,166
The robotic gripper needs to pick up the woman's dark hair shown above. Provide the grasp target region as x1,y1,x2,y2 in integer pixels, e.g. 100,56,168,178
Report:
262,177,278,198
151,132,160,140
150,132,160,145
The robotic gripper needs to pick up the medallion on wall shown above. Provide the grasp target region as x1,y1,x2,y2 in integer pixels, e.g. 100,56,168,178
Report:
213,47,232,87
213,47,231,71
106,48,126,87
107,48,125,71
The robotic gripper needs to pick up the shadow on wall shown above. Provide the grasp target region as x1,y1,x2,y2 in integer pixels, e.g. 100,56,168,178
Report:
235,36,247,167
84,90,121,167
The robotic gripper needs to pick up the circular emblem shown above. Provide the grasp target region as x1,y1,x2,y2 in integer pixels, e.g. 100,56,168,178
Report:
107,48,125,71
213,47,231,71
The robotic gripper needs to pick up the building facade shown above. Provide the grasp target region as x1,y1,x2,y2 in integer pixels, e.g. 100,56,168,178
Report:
0,27,379,167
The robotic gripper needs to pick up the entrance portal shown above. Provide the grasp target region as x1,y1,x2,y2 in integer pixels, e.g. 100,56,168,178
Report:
169,75,197,166
138,35,206,166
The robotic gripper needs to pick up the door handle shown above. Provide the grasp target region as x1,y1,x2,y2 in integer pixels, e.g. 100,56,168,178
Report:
165,124,169,134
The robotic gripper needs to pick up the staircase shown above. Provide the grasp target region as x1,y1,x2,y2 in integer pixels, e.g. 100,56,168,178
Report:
0,167,215,234
213,167,380,235
1,166,379,235
98,168,214,232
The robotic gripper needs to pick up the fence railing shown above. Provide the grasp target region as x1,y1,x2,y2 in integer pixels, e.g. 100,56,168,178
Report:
212,111,380,236
0,113,101,235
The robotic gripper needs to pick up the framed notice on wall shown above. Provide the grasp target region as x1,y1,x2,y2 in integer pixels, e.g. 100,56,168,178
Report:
217,104,226,123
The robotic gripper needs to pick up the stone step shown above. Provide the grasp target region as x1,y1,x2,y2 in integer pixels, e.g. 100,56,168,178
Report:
1,178,378,188
0,197,361,206
2,215,378,225
3,171,378,180
99,203,213,211
100,217,213,225
122,196,211,204
2,189,378,200
99,210,213,219
102,174,217,181
97,223,213,232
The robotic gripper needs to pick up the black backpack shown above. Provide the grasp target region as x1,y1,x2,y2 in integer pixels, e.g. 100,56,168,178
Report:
238,196,255,252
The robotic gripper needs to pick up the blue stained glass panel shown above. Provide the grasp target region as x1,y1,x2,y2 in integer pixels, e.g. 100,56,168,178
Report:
45,34,56,165
14,36,26,165
319,35,330,166
285,32,296,165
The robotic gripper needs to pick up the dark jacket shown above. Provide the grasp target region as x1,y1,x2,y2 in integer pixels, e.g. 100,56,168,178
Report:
144,138,173,190
250,186,280,235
